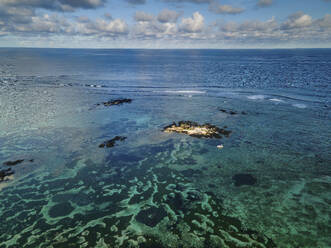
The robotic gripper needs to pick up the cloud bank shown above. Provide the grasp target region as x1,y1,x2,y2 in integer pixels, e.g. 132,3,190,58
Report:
0,0,330,47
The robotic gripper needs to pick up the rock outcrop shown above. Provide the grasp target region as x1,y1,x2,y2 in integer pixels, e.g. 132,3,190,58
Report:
163,121,231,138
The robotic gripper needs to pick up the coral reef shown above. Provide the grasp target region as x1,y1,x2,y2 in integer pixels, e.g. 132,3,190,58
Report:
0,144,276,248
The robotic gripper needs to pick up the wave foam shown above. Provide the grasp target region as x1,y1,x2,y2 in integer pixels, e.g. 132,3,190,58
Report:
269,98,284,103
163,90,206,94
292,103,307,109
247,95,265,100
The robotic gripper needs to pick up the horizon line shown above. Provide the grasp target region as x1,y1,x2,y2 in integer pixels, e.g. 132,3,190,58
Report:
1,46,331,50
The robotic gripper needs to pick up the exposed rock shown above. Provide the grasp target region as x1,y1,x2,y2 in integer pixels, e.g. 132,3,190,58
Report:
232,173,257,186
3,159,24,166
0,168,14,182
163,121,231,139
98,99,132,107
99,136,126,148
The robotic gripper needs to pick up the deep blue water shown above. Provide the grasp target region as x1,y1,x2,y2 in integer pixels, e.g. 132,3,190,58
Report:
0,48,330,248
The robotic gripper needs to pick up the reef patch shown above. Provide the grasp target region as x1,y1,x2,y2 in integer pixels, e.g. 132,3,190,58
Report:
163,121,231,138
3,159,24,166
0,168,14,182
48,202,74,218
98,98,132,107
219,109,247,115
3,159,34,166
135,206,167,227
232,173,257,187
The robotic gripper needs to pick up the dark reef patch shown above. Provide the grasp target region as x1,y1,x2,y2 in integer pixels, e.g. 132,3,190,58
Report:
180,169,202,178
219,109,247,116
232,173,257,186
177,157,197,166
135,206,167,227
138,236,165,248
3,159,24,166
0,168,14,182
165,192,186,212
49,202,74,218
3,159,34,166
97,99,132,107
99,136,126,148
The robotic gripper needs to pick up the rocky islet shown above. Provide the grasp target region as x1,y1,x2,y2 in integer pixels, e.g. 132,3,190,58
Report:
163,121,232,139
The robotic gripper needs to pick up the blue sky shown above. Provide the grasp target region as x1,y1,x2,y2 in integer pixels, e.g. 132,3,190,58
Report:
0,0,330,48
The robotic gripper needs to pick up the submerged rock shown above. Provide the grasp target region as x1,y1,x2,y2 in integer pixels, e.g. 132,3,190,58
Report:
163,121,231,138
3,159,24,166
219,108,247,115
180,169,202,178
0,168,14,182
219,109,237,115
135,206,167,227
99,136,126,148
48,202,74,218
232,173,257,186
98,99,132,107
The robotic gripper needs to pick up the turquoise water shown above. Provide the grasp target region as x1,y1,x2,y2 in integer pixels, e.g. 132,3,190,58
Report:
0,49,330,247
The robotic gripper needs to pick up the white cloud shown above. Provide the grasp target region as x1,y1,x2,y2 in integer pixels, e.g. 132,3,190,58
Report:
0,0,106,11
216,17,280,41
179,12,204,33
93,18,129,34
0,5,330,48
132,11,178,39
282,12,313,29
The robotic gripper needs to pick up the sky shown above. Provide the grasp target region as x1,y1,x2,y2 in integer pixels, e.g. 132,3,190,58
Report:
0,0,330,48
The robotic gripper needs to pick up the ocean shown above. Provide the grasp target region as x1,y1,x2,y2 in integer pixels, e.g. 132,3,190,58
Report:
0,48,330,248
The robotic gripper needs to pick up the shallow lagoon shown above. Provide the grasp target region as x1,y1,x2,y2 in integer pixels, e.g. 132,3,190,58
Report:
0,49,330,247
